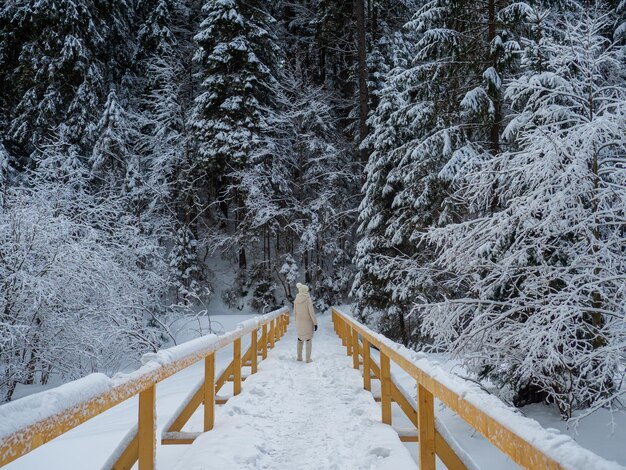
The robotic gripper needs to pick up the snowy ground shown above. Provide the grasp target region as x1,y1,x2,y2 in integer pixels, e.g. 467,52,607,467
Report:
173,313,415,470
2,314,256,470
3,311,625,469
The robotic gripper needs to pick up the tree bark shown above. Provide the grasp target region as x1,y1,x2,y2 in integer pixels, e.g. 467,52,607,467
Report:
355,0,370,161
487,0,501,155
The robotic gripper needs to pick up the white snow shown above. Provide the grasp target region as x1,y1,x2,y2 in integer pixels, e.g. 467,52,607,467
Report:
3,311,625,469
140,334,219,366
1,314,257,470
173,314,415,470
0,373,112,441
333,308,626,470
0,309,286,460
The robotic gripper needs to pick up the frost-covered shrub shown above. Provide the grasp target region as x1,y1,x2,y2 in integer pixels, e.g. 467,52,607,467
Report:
0,152,168,402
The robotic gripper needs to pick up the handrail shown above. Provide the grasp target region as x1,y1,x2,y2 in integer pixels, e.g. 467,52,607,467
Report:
331,307,623,470
0,307,290,469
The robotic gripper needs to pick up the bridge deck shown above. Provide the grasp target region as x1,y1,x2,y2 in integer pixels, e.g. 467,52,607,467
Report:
174,316,415,470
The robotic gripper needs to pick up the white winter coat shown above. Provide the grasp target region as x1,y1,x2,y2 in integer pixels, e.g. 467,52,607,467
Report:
294,293,317,340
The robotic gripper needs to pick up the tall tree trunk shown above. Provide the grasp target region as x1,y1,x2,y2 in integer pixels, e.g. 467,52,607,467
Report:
355,0,370,161
487,0,500,155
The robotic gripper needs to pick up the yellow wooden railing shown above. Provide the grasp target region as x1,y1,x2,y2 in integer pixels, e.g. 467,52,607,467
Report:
332,307,579,470
0,308,290,469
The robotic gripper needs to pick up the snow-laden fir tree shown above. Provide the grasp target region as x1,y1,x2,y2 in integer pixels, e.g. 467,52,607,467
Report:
221,64,356,310
351,32,424,345
134,0,208,302
417,2,626,417
0,0,135,158
191,0,278,180
0,143,10,207
352,0,527,343
91,90,139,182
191,0,281,273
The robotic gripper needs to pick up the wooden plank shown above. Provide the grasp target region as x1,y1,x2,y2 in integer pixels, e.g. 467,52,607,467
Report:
204,354,215,432
138,385,155,470
363,338,371,391
380,352,392,425
346,324,353,356
111,430,138,470
390,381,417,426
215,361,234,393
352,328,360,369
395,427,419,442
262,324,268,359
233,338,242,396
161,431,202,445
269,320,275,349
215,396,230,405
161,438,196,445
418,383,436,470
436,432,467,470
166,381,204,432
251,329,258,374
332,309,566,470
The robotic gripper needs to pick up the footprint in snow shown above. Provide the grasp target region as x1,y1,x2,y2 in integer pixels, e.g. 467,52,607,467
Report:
249,386,266,397
369,447,391,458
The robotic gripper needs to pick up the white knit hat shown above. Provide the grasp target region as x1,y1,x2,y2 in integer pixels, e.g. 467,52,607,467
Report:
296,283,309,294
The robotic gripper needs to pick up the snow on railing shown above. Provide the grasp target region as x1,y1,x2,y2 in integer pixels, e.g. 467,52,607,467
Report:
331,307,625,470
0,307,290,468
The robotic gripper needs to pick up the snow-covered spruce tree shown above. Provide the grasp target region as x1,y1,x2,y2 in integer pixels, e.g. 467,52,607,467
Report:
351,32,424,345
191,0,281,274
0,0,135,158
0,142,168,403
168,225,202,303
227,64,356,310
417,3,626,418
352,0,527,342
134,0,208,303
0,143,10,207
91,90,139,184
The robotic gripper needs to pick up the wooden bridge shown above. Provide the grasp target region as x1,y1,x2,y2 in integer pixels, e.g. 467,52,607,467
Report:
0,307,621,470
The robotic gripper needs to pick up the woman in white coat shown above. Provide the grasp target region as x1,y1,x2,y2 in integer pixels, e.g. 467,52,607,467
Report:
293,283,317,362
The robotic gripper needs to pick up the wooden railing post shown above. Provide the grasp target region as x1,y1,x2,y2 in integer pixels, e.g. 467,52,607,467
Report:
138,385,156,470
346,324,352,356
352,328,359,369
418,383,436,470
363,338,371,391
380,351,392,425
262,323,268,359
269,319,276,349
251,329,258,374
204,353,215,431
233,338,242,395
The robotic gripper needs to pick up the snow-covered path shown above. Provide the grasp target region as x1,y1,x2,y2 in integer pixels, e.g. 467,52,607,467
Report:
174,316,415,470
